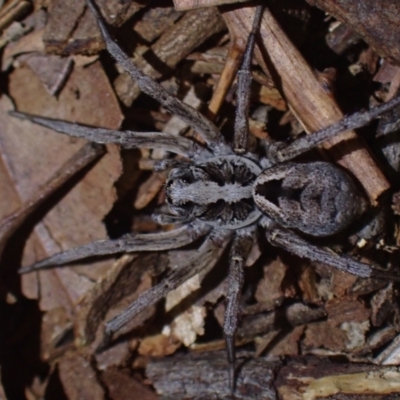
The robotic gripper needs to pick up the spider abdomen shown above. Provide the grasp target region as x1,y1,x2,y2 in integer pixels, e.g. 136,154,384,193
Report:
166,155,262,229
253,161,367,236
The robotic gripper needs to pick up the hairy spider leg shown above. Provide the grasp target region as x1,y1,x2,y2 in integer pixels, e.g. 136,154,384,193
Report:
19,223,211,273
103,229,232,337
223,227,255,393
10,111,212,161
85,0,231,155
266,95,400,163
234,5,264,154
261,219,400,282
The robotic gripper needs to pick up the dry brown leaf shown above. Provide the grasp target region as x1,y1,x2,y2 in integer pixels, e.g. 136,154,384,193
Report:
1,58,123,313
102,367,158,400
58,353,105,399
254,257,290,310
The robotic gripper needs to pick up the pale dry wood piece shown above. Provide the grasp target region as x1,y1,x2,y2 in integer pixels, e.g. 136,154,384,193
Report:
0,0,30,31
138,332,181,357
0,142,105,258
374,333,400,365
306,0,400,66
222,6,390,203
276,357,400,399
114,6,225,107
207,35,246,118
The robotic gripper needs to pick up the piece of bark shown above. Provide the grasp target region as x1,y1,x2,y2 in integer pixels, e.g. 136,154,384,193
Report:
326,22,361,55
102,367,158,400
371,284,397,327
114,7,225,107
238,303,326,339
134,171,168,210
58,353,105,400
43,0,102,55
146,351,279,399
134,6,183,42
43,0,146,55
306,0,400,66
147,352,400,399
254,257,289,311
221,6,390,203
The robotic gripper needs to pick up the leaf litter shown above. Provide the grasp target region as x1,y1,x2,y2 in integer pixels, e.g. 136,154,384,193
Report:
1,0,400,399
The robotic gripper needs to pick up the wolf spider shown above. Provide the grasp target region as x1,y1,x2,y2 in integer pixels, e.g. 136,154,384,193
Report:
11,0,400,393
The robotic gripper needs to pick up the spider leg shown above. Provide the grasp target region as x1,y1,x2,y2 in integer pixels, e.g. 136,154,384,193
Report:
103,228,232,337
233,5,263,154
19,222,211,273
85,0,230,155
267,95,400,163
223,227,255,394
264,224,400,281
10,111,211,160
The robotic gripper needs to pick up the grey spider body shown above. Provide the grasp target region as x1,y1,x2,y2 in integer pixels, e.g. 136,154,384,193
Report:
11,0,400,395
165,154,365,236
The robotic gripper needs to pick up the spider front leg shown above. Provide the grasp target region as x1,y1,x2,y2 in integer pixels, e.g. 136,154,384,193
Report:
104,229,233,338
233,5,264,154
263,220,400,281
85,0,230,155
10,111,211,161
266,95,400,163
19,222,211,273
223,227,255,393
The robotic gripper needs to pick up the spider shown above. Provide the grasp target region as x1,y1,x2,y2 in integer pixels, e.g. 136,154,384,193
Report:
10,0,400,394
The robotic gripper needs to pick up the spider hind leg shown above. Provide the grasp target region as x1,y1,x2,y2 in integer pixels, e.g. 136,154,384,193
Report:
103,229,232,337
223,227,255,394
19,222,211,273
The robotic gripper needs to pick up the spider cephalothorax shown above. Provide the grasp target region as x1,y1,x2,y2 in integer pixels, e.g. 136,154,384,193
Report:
11,0,400,394
166,155,262,228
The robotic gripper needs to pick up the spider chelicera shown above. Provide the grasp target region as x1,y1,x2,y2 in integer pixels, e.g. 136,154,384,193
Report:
11,0,400,393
